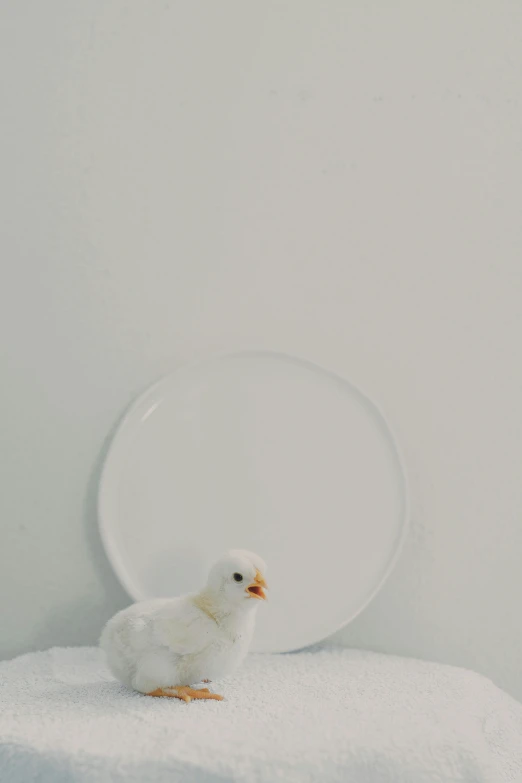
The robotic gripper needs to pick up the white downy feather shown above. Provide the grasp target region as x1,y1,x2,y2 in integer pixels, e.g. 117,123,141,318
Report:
100,549,267,694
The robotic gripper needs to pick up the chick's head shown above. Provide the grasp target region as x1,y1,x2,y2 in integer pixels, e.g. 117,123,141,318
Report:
207,549,268,607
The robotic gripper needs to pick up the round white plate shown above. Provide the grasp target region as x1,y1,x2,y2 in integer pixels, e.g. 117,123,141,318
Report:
99,351,409,653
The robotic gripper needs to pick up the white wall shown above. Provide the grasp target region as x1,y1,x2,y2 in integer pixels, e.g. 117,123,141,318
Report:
1,1,521,698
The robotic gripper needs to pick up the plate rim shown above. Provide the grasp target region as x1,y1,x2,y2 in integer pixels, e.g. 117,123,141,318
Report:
98,349,410,652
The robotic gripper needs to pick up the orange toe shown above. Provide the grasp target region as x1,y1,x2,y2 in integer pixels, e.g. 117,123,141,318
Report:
147,686,223,702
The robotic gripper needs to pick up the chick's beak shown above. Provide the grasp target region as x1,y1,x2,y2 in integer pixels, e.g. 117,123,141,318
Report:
246,570,268,600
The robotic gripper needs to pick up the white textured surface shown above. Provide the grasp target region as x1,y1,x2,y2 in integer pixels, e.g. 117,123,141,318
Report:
1,0,522,699
1,646,522,783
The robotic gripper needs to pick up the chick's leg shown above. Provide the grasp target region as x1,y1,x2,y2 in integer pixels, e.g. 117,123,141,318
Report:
147,686,223,702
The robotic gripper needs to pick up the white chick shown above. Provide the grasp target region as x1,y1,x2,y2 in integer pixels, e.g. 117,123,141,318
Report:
100,549,267,702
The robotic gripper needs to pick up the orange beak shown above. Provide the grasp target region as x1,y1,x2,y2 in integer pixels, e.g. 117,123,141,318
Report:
246,570,268,600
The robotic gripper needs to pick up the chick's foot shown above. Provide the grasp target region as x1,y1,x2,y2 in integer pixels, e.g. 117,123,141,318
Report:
147,686,223,702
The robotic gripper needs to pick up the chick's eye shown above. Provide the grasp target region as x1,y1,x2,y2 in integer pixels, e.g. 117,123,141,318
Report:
233,572,243,582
